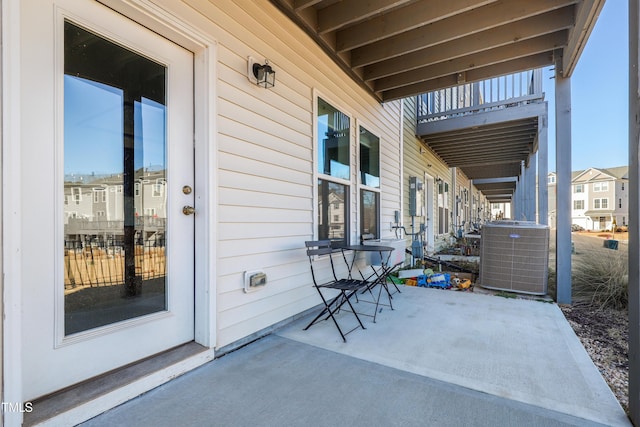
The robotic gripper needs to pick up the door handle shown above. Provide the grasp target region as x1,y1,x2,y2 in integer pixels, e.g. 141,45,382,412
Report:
183,205,196,216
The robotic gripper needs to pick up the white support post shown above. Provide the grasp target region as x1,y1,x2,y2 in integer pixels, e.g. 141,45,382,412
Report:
538,110,549,225
555,61,572,305
526,154,537,221
516,161,525,220
628,0,640,422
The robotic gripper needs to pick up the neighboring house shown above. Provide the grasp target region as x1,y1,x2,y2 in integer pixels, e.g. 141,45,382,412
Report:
548,167,629,231
572,167,629,231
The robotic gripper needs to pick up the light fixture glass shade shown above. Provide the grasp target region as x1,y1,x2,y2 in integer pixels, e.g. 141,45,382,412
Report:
253,62,275,88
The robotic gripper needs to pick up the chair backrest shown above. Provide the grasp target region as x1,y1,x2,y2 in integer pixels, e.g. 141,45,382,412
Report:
305,240,339,284
360,233,375,244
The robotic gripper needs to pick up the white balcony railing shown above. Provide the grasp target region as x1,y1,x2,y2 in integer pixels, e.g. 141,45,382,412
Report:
417,69,544,124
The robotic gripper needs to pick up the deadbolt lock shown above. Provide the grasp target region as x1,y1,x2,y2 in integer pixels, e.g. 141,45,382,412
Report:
182,185,193,195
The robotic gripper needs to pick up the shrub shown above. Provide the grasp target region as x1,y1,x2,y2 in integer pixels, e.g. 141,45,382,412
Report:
572,249,628,310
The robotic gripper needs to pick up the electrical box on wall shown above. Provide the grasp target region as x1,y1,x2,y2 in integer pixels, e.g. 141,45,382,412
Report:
244,270,267,293
409,176,424,217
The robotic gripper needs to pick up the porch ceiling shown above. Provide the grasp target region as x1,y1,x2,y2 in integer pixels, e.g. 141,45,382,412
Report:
424,116,539,201
269,0,603,102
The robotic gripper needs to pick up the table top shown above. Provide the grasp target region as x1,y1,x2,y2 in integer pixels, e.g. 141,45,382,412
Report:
341,244,394,252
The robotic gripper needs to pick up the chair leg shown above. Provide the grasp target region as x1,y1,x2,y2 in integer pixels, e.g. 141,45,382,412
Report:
304,288,365,342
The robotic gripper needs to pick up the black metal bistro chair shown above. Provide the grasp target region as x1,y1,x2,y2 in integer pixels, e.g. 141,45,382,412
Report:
304,240,368,342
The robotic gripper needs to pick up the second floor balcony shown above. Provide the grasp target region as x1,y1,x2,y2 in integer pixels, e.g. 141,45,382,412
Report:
415,70,547,204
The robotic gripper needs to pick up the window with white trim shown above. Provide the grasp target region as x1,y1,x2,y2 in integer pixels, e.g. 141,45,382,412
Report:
573,200,584,210
317,97,350,246
593,182,608,192
438,181,449,235
93,188,106,203
152,183,164,197
72,187,82,203
593,198,608,209
573,184,583,193
359,125,380,238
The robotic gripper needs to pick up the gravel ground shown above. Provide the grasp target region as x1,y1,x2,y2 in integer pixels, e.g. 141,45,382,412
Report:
561,304,629,414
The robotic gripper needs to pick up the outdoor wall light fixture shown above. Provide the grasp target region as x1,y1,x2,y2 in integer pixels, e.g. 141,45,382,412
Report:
248,56,275,88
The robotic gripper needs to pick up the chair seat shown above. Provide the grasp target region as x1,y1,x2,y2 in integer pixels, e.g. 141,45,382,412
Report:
318,279,366,291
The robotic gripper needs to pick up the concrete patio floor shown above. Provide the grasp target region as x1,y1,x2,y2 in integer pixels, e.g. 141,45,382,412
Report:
82,286,631,426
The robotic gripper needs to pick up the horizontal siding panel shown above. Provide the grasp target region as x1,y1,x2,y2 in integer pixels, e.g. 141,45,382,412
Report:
218,115,310,161
218,98,307,149
218,151,310,188
218,135,310,176
218,235,307,258
218,222,310,241
218,205,311,224
218,187,309,211
216,293,319,348
217,254,310,283
218,77,310,137
217,54,312,125
217,283,317,329
217,265,311,300
218,169,310,198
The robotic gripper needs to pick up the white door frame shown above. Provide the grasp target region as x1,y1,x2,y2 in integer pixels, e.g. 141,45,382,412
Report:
3,0,217,422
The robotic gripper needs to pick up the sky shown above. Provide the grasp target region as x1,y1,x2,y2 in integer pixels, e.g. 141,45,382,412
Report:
64,75,166,178
544,0,628,173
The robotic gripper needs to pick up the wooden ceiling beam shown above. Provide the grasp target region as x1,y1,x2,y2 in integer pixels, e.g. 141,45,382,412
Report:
381,52,553,101
427,138,533,151
293,0,322,11
335,0,495,52
423,125,537,144
364,7,574,81
350,0,576,67
562,0,604,76
375,31,567,92
454,159,527,168
317,0,411,34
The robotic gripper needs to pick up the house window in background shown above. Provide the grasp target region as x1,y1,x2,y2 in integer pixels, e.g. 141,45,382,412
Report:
594,198,608,209
359,126,380,238
438,181,449,234
594,182,608,192
317,97,350,246
574,200,584,210
574,184,583,193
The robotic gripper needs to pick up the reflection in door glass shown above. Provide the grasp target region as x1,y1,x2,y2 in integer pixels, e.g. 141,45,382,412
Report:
63,21,168,335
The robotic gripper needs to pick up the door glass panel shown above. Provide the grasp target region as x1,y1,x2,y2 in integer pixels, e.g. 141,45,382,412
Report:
63,21,167,335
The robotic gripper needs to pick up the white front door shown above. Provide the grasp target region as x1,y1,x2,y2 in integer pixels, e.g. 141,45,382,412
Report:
21,0,195,400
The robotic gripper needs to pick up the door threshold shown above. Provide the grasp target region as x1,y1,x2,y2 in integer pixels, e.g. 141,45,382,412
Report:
24,342,214,426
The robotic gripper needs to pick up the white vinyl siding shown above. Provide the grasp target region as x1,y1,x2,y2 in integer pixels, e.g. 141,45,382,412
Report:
184,0,402,347
402,97,451,251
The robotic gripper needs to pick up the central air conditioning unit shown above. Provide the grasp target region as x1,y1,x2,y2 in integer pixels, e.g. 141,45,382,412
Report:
479,221,550,295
